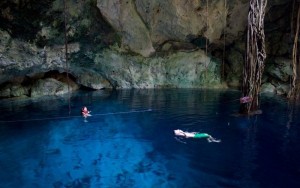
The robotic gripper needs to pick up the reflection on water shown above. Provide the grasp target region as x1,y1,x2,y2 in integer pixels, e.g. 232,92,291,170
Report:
0,89,300,188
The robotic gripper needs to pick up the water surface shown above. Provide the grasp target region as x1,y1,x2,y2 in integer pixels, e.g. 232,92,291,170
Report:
0,89,299,188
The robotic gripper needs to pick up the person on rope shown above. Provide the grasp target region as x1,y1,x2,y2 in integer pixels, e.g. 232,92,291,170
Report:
174,129,221,143
81,106,91,118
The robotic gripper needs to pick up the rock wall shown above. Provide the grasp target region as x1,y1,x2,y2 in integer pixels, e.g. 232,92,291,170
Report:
97,0,249,54
0,0,297,98
93,48,223,89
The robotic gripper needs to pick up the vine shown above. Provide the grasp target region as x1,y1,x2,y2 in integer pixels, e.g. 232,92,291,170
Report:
205,0,209,78
222,0,227,79
288,2,300,100
240,0,267,114
63,0,71,114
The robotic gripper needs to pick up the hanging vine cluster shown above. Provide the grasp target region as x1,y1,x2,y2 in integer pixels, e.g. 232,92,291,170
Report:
288,1,300,100
241,0,267,114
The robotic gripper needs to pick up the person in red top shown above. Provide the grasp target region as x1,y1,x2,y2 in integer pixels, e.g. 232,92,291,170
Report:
81,106,91,118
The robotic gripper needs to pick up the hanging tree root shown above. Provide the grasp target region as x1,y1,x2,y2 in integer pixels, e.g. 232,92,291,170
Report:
240,0,267,114
222,0,227,79
292,81,300,102
288,3,300,101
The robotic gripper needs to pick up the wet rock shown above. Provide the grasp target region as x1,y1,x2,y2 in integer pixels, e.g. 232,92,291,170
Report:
95,49,224,89
275,84,290,96
261,82,276,93
226,48,244,87
74,68,112,90
266,58,292,82
30,78,73,97
0,83,29,98
0,86,11,98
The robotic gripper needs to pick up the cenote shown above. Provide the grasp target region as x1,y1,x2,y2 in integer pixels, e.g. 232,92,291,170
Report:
0,89,300,188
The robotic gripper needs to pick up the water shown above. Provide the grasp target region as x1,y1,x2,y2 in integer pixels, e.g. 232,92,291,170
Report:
0,89,300,188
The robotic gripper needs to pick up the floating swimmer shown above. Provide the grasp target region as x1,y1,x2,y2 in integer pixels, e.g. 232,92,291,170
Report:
174,129,221,143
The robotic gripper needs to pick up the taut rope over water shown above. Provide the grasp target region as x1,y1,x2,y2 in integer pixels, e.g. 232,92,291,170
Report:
0,109,153,123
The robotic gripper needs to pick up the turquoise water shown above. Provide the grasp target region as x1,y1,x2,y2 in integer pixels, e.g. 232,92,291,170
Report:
0,89,300,188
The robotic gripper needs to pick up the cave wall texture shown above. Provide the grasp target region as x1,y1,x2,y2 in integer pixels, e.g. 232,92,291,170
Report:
0,0,298,98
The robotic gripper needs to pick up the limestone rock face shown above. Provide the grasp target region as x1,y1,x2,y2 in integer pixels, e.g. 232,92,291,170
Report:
0,30,44,83
0,30,79,84
261,82,276,93
94,49,223,89
0,83,29,98
30,78,71,97
97,0,155,57
97,0,249,56
72,68,112,90
0,0,296,98
226,48,244,88
265,58,292,82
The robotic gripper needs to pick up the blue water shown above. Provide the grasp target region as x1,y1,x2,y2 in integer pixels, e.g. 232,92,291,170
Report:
0,89,300,188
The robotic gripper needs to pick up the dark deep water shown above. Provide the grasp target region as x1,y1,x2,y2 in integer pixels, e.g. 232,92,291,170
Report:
0,89,300,188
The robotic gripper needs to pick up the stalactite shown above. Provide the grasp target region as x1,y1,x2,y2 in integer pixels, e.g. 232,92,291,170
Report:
240,0,267,114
